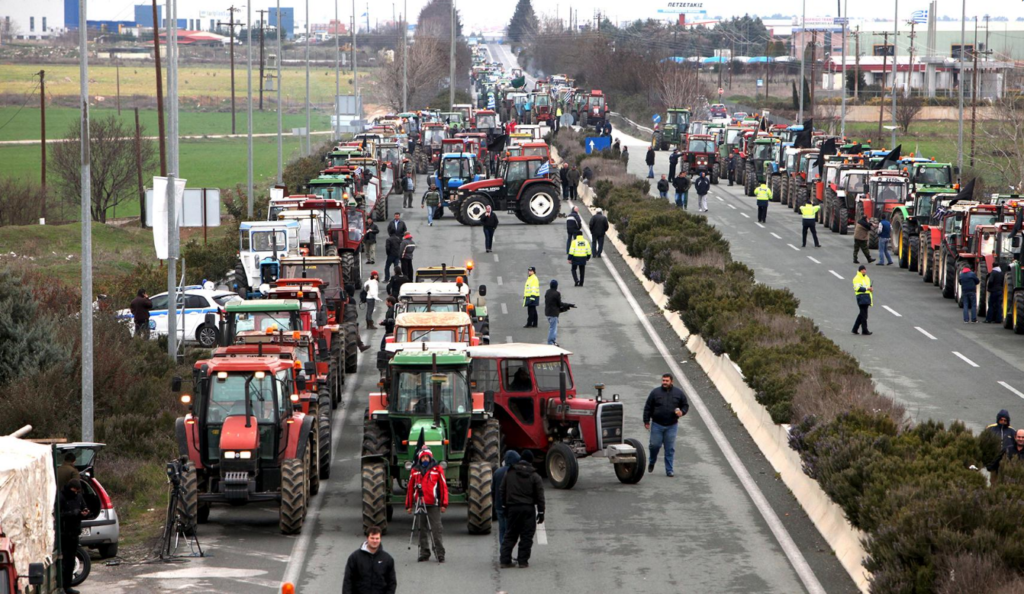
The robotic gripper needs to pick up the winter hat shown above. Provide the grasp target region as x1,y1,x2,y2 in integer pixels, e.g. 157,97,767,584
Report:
418,447,433,459
998,409,1011,424
520,450,534,464
404,233,413,239
504,450,521,467
550,279,558,289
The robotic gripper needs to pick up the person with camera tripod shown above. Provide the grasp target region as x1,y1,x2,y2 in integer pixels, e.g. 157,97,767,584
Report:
405,448,449,563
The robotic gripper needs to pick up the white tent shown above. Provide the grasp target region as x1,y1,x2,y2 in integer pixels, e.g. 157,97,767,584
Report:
0,437,56,579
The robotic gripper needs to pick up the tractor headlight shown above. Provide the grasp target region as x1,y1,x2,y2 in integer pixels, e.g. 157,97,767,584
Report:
223,451,238,459
239,451,253,460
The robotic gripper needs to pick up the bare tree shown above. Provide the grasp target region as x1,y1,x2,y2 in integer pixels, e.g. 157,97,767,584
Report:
889,97,923,134
51,115,157,223
654,62,709,114
980,95,1024,191
817,100,841,135
377,36,449,110
0,177,45,227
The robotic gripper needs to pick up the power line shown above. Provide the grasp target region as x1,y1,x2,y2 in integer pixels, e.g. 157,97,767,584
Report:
0,80,41,133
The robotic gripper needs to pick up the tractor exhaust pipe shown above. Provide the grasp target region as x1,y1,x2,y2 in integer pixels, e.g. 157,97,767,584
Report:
431,353,441,428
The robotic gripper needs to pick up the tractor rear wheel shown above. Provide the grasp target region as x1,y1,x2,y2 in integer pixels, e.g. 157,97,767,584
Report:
361,423,392,457
942,254,956,298
280,453,308,535
653,131,663,151
468,418,501,470
921,241,933,282
361,460,389,534
520,185,560,224
779,178,788,206
326,245,338,258
1003,284,1014,330
932,249,942,287
744,165,755,196
329,348,342,408
771,176,780,202
177,462,199,536
614,438,647,485
1015,291,1024,335
909,236,920,273
341,251,359,290
461,195,490,226
466,461,493,535
895,221,909,268
318,394,333,480
545,442,579,490
233,260,247,297
822,192,832,227
344,321,359,374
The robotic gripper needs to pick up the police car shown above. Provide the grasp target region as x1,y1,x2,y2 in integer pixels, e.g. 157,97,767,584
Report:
116,287,242,347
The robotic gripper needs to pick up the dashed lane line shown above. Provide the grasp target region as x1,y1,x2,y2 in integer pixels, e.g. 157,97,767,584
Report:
505,336,513,343
494,254,500,262
536,522,548,545
882,306,902,317
786,244,800,251
998,381,1024,399
829,270,844,280
915,327,938,340
728,203,737,210
952,351,980,368
500,303,508,315
756,223,765,229
770,232,782,239
497,276,503,285
740,212,750,218
807,256,821,264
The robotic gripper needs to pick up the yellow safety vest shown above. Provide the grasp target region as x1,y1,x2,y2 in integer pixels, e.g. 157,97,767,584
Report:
569,236,592,258
755,185,772,201
853,272,873,306
523,274,540,305
556,106,563,117
800,203,820,219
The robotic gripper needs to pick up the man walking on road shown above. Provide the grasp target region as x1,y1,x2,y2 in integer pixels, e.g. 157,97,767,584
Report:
643,373,689,477
493,450,521,548
876,214,893,265
363,271,381,330
364,220,379,264
986,264,1005,323
384,232,402,282
589,209,609,258
406,448,449,563
342,526,397,594
421,180,440,226
694,171,711,212
567,165,581,201
853,216,875,264
668,148,680,181
500,450,545,569
959,264,980,323
852,265,873,335
673,172,690,209
657,174,669,199
568,232,592,287
402,173,416,208
566,206,583,254
754,181,772,223
387,212,407,238
645,146,656,178
130,288,153,339
544,280,565,345
799,201,821,247
482,205,499,253
523,267,540,328
559,163,570,200
400,233,416,281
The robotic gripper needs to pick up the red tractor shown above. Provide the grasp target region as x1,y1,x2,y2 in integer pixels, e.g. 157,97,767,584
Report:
173,353,318,535
298,197,366,283
467,344,646,489
265,279,360,376
680,134,719,184
575,90,609,127
415,123,448,173
449,155,561,225
854,170,910,248
934,202,1013,299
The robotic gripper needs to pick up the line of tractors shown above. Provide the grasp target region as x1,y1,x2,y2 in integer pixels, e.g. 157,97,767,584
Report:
654,108,1024,334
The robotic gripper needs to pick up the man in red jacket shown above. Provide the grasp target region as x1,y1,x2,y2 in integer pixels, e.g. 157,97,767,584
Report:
406,448,449,562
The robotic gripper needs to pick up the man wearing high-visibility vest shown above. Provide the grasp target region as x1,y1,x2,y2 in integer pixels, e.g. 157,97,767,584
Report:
567,233,593,287
852,265,873,335
523,267,540,328
754,182,772,223
799,201,822,248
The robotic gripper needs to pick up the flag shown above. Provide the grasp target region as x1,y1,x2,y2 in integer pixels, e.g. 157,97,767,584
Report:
815,137,838,177
487,95,495,109
793,119,814,148
873,144,902,170
910,9,928,24
537,162,550,176
946,178,975,208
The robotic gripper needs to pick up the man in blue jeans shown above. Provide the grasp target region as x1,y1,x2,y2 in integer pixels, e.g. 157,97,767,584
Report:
876,214,894,266
642,373,689,477
544,279,563,345
959,264,980,323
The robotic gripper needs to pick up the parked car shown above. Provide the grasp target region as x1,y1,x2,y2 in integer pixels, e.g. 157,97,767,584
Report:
55,443,120,559
116,287,242,348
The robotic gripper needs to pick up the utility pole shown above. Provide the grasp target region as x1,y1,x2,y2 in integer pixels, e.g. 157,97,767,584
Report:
38,70,46,219
167,0,180,362
957,0,965,175
402,0,407,112
906,20,916,98
764,38,770,101
115,60,121,114
305,0,311,155
798,0,806,121
891,0,898,150
982,14,989,100
79,0,94,442
840,0,848,137
877,31,890,144
134,107,145,227
152,0,166,175
335,0,340,140
969,16,978,168
276,0,283,184
809,32,816,118
257,9,267,111
449,0,456,109
854,27,860,101
247,0,254,217
728,41,734,90
217,7,241,134
352,0,358,112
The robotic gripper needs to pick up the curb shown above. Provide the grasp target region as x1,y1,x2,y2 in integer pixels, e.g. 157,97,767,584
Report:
555,144,871,593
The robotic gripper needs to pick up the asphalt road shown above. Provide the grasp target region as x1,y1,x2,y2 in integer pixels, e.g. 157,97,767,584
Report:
609,128,1024,431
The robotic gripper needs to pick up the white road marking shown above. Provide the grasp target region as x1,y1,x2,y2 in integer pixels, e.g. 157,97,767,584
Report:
952,351,980,368
828,270,843,280
497,276,504,285
500,303,508,315
998,381,1024,399
770,232,782,239
505,336,513,343
882,305,902,317
716,196,724,202
740,212,750,218
536,521,548,545
787,244,800,251
756,223,765,229
578,212,826,594
728,203,737,210
915,326,937,340
494,254,500,262
807,256,821,264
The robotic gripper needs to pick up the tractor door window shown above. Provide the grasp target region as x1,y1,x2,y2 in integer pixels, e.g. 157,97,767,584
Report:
444,160,463,178
394,370,469,414
474,359,501,393
875,184,905,203
209,373,273,423
508,397,535,425
501,360,532,392
688,139,712,153
846,175,866,194
252,231,288,252
969,214,997,234
533,361,573,391
507,162,529,181
915,195,933,217
240,230,251,251
753,144,772,160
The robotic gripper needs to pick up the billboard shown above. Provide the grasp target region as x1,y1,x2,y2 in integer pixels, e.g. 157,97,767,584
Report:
658,1,706,14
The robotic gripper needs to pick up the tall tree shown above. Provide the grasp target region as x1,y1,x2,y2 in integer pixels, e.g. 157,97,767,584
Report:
507,0,539,43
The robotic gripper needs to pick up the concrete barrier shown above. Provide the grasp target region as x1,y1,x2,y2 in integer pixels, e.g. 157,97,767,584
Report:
552,144,871,593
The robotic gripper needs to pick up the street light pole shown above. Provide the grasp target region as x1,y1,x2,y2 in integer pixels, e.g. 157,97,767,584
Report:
79,0,94,441
276,0,283,183
891,0,898,149
840,0,847,137
167,0,179,361
305,0,311,156
798,0,806,122
247,0,254,218
449,0,456,109
335,0,340,141
957,0,965,175
402,0,407,112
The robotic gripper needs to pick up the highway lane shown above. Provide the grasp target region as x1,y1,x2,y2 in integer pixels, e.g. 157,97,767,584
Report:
609,128,1024,430
87,165,856,592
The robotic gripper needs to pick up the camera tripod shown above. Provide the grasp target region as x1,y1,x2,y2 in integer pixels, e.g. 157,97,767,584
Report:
159,460,204,561
407,484,440,557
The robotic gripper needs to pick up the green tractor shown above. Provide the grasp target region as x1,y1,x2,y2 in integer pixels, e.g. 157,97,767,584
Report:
998,203,1024,333
744,137,779,196
889,162,957,271
654,108,691,151
361,345,498,535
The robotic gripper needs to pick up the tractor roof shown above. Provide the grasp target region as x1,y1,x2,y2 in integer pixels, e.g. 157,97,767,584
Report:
416,265,472,280
468,343,572,359
279,255,343,265
240,220,300,231
395,311,472,327
308,177,352,186
390,347,471,366
441,153,477,160
201,356,295,373
399,283,466,298
667,107,690,112
226,299,301,313
213,344,295,358
507,155,547,162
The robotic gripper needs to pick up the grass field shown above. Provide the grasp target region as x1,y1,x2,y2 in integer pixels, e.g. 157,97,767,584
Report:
0,105,333,141
1,63,366,107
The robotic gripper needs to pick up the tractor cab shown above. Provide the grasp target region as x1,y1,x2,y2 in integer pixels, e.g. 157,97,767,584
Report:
223,300,304,343
744,137,779,196
856,171,909,241
661,108,691,148
521,142,550,160
466,343,645,489
396,283,468,314
682,134,718,182
532,93,552,123
388,312,479,346
422,124,447,148
278,257,346,312
326,147,366,168
277,210,330,256
236,221,301,297
473,110,499,135
300,197,365,261
268,196,307,221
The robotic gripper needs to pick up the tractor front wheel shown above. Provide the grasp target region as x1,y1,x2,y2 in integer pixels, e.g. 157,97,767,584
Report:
710,167,719,185
361,460,389,534
1003,284,1014,330
909,235,920,273
942,254,956,299
614,438,647,485
177,462,199,536
469,418,501,470
838,206,849,235
520,185,560,224
466,461,493,535
341,251,360,290
318,393,333,480
280,452,308,535
373,192,388,221
545,442,579,490
343,321,359,374
461,195,491,226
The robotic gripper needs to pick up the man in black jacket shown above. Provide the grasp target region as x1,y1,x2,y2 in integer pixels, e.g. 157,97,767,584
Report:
645,146,656,178
589,209,609,258
500,450,545,569
482,205,499,253
342,526,397,594
60,479,89,594
400,233,416,281
364,221,379,264
566,207,582,254
544,280,565,346
383,233,403,282
668,148,680,181
642,373,689,477
387,268,408,300
988,429,1024,481
986,264,1005,323
386,212,407,238
559,163,570,200
130,289,153,339
379,296,397,350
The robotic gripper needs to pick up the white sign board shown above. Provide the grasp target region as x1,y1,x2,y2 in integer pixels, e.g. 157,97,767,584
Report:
151,176,186,260
146,186,220,231
658,1,706,14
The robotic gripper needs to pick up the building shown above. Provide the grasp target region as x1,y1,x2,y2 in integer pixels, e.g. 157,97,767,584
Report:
1,0,65,39
269,7,295,40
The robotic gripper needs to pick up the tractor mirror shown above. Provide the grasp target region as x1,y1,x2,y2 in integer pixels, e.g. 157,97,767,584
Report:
1013,236,1022,251
304,362,317,376
477,284,487,297
559,372,567,404
296,376,307,392
205,313,216,328
27,563,44,586
171,376,182,392
484,390,495,413
317,338,328,353
317,308,327,326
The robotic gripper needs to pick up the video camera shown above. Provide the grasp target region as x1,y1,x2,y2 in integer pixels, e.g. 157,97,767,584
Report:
165,458,185,487
559,302,576,313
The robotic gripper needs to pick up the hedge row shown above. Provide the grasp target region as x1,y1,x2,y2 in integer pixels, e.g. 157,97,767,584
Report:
550,127,1024,593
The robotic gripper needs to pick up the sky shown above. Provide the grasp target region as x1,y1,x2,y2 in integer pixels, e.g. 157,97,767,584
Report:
89,0,1024,33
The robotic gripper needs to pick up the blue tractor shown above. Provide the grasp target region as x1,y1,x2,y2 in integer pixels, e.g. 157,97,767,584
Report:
431,153,483,219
